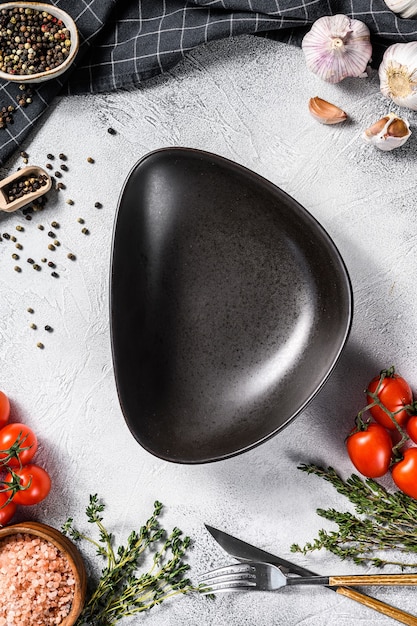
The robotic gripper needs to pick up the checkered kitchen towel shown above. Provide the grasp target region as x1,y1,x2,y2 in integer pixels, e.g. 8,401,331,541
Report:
0,0,416,166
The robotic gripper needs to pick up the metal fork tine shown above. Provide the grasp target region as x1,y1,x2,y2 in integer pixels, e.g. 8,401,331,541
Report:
199,580,257,595
199,571,255,588
198,563,257,595
198,562,253,581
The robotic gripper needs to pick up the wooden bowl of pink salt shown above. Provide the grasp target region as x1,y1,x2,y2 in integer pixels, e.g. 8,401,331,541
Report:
0,521,87,626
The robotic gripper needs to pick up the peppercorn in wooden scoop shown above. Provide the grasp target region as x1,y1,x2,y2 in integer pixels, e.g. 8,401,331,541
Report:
0,166,51,213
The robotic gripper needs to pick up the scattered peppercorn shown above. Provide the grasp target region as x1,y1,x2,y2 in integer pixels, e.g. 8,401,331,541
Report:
66,199,74,205
54,240,60,246
0,105,15,130
16,86,33,107
47,261,56,268
51,221,59,228
25,214,32,221
27,258,34,264
47,153,54,160
30,323,37,330
36,342,44,349
27,307,34,313
33,264,41,271
56,182,65,190
87,157,94,163
60,164,68,171
45,163,52,170
47,231,55,238
67,253,76,261
41,257,47,263
37,224,44,230
2,233,10,239
81,228,90,235
51,271,59,278
48,244,55,251
11,253,19,260
77,218,84,224
14,266,21,272
94,202,102,209
10,235,16,242
107,127,116,135
44,325,53,332
20,151,28,159
54,171,62,178
15,242,22,250
59,153,67,161
15,225,23,231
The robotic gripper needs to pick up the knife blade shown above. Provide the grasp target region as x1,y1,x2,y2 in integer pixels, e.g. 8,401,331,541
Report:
204,525,417,626
205,524,312,578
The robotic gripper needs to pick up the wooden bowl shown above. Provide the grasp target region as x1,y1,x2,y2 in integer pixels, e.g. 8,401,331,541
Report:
0,521,87,625
0,2,79,83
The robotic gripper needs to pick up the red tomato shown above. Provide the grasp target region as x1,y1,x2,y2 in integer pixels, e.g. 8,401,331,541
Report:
346,423,393,477
0,391,10,428
0,423,38,467
0,491,16,526
392,448,417,499
5,464,51,505
366,373,413,430
406,416,417,444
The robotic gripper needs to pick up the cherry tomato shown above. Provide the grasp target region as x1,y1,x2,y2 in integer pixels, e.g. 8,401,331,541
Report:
0,391,10,428
406,416,417,444
5,464,51,505
366,372,413,430
0,423,38,467
0,491,16,526
346,423,393,477
392,448,417,500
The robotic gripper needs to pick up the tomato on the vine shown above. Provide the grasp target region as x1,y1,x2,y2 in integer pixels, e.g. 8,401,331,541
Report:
346,423,393,478
5,464,51,505
406,416,417,445
0,423,38,467
0,391,10,429
366,372,413,430
0,491,16,526
392,448,417,500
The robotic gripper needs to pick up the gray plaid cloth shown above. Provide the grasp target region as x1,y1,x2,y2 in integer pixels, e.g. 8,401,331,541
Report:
0,0,416,166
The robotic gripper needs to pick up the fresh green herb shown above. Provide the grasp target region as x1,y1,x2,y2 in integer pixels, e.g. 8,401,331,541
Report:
290,464,417,568
62,495,202,625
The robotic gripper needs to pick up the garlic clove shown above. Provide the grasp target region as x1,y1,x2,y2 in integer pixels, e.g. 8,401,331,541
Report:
363,112,411,151
379,42,417,110
302,14,372,83
308,96,348,124
383,0,417,18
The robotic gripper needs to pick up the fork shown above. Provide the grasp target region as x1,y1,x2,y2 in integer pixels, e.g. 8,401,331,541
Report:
199,561,417,595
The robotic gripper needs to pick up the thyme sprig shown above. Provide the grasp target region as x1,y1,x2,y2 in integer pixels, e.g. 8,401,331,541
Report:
290,464,417,568
62,495,202,626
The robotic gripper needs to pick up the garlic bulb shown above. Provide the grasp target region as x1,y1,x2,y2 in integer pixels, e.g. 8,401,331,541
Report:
379,42,417,109
383,0,417,19
302,14,372,83
363,112,411,151
308,96,348,124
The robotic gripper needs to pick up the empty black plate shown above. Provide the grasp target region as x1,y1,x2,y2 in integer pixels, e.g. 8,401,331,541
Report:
110,148,352,464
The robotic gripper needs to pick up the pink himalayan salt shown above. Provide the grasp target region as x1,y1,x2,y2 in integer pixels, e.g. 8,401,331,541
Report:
0,533,75,625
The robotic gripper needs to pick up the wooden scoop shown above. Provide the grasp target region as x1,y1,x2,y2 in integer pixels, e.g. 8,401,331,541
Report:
0,166,52,213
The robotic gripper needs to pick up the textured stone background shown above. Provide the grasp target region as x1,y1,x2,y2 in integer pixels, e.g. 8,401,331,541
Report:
0,35,416,625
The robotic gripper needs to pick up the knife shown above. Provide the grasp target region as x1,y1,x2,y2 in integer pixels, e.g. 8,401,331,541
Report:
204,525,417,626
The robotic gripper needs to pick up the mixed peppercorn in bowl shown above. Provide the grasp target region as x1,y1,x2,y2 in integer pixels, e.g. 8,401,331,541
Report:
0,2,78,83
